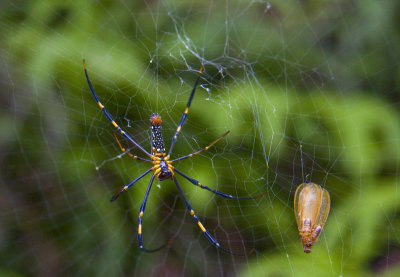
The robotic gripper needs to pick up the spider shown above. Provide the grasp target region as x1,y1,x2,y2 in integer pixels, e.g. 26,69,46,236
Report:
83,60,264,255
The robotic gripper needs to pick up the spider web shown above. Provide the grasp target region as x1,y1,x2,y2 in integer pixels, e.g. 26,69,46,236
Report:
2,0,400,276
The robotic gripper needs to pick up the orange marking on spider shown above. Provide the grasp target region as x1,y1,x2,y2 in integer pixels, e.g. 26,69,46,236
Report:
154,168,162,175
198,222,206,232
150,114,162,125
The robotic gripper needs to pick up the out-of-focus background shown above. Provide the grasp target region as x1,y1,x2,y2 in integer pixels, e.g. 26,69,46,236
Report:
1,0,400,276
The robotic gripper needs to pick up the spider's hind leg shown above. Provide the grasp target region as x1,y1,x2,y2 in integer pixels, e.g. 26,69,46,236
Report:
172,175,248,256
137,174,173,252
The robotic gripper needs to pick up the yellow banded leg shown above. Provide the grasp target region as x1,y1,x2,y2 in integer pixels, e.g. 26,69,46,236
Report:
137,175,172,253
112,133,152,162
170,131,231,163
167,66,204,156
174,168,266,200
172,175,246,256
110,168,152,202
83,60,153,158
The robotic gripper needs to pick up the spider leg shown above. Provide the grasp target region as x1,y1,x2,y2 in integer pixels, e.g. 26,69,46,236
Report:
172,175,247,256
174,168,266,200
113,133,152,162
138,174,173,252
110,168,152,202
171,130,230,163
83,60,152,158
167,66,204,157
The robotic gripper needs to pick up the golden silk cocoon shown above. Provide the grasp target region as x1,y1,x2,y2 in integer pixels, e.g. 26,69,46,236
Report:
294,183,330,253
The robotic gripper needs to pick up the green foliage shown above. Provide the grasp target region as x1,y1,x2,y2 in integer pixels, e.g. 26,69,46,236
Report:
1,0,400,276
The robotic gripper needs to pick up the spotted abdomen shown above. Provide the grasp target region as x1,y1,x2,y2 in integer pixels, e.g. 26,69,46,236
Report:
150,113,165,154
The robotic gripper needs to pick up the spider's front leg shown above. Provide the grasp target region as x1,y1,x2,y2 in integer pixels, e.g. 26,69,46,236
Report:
110,168,152,202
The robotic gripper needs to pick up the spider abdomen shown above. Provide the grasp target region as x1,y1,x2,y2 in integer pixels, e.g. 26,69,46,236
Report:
150,114,172,180
150,113,166,154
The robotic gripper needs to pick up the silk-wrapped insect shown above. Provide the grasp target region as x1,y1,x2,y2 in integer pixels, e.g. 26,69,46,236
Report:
294,183,330,253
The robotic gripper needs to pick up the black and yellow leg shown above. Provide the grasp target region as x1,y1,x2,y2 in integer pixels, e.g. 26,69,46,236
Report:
171,130,230,162
113,133,152,162
168,66,204,156
110,168,152,202
137,174,173,252
172,175,247,256
83,60,152,158
174,168,266,200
